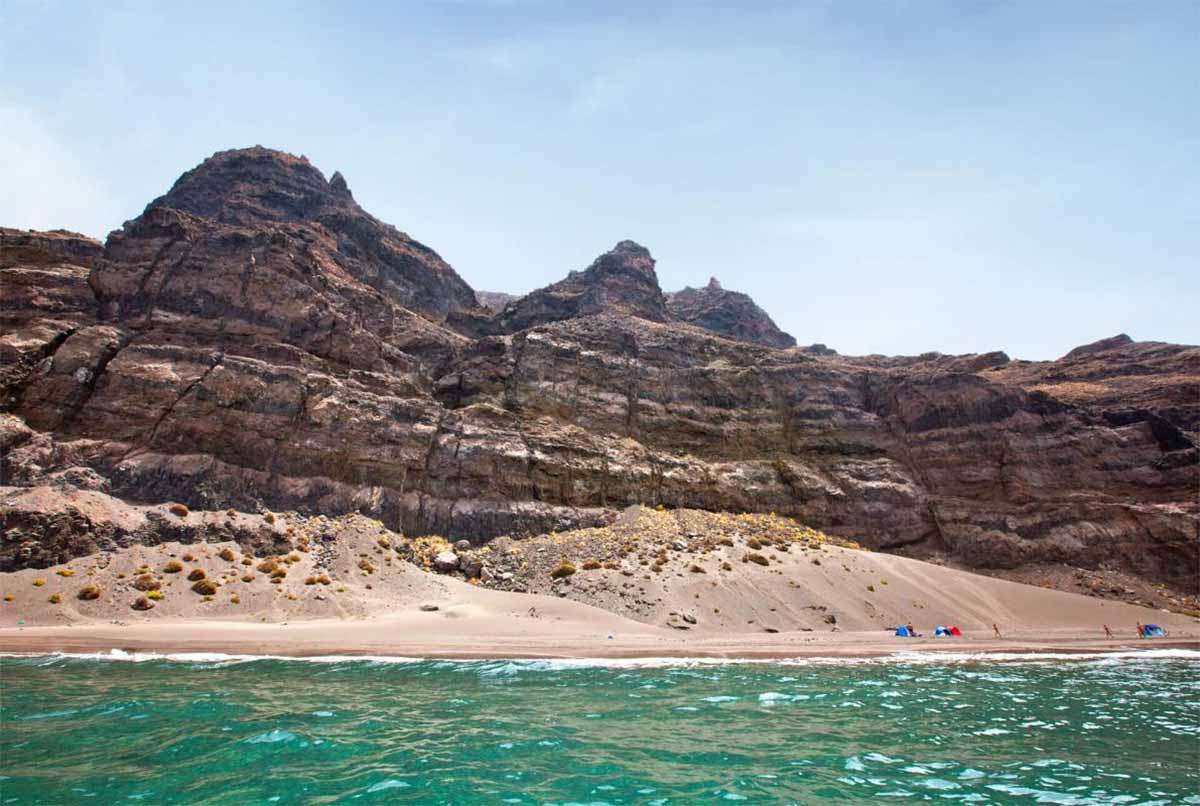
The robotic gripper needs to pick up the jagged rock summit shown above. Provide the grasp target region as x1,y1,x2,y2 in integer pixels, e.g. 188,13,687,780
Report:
125,146,479,321
666,275,797,348
1,147,1196,596
494,239,668,333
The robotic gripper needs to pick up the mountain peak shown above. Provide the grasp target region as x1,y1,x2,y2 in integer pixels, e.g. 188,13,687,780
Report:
148,146,350,226
495,241,666,332
589,240,658,283
666,280,796,349
328,170,353,199
110,146,478,321
1063,333,1134,360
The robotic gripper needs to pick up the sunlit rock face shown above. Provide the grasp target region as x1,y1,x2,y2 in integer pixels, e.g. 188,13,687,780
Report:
1,147,1196,587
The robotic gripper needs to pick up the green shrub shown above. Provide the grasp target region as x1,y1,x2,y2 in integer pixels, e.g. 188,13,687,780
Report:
191,579,219,595
133,574,160,591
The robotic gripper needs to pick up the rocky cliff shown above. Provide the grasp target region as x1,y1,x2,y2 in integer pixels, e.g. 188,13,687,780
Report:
2,148,1196,590
666,277,797,348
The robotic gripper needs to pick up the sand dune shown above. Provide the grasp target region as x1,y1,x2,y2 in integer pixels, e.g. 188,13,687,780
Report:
1,506,1195,658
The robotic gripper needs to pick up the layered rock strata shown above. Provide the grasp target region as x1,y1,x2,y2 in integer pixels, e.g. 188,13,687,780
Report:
2,148,1196,590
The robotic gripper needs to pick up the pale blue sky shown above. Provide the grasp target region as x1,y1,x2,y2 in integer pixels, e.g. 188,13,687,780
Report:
2,1,1196,358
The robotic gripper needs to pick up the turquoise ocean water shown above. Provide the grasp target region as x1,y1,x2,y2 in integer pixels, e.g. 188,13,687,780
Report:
1,651,1197,804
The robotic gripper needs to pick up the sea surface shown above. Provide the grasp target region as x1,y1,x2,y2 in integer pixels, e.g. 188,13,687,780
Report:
1,651,1197,805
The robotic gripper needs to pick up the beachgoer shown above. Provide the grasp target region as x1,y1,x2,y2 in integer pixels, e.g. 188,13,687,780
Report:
1103,624,1113,638
906,622,916,638
1136,621,1144,638
992,623,1002,639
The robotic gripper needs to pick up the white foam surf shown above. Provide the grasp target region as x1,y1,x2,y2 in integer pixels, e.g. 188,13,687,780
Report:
1,647,1197,668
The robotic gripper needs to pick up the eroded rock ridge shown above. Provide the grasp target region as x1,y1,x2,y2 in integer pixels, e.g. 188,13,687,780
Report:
2,147,1196,590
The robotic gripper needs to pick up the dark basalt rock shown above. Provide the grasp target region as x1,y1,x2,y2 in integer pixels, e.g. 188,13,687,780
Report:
1,147,1196,591
666,276,797,348
494,240,668,332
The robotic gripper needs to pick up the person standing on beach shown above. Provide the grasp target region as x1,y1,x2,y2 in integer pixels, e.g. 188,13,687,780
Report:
992,623,1002,639
1104,624,1113,638
1136,622,1144,638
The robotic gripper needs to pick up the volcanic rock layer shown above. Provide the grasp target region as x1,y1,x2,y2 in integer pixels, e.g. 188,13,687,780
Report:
2,147,1197,589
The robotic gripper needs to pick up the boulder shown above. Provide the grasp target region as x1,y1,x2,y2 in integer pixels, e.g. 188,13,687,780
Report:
432,551,460,573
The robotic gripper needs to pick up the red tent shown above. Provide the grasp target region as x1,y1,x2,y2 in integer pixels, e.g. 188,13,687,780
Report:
948,625,962,636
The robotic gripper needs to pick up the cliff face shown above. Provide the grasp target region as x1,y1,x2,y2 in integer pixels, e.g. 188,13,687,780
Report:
2,148,1196,587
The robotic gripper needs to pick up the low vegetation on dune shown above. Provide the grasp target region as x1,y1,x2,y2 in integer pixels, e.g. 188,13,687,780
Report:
551,560,577,579
191,579,219,595
77,584,102,600
132,574,160,591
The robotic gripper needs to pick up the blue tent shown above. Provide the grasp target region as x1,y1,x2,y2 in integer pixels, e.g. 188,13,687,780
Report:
894,625,912,637
934,626,952,636
1143,624,1166,637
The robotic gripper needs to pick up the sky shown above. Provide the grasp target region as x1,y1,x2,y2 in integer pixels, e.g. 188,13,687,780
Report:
2,1,1196,359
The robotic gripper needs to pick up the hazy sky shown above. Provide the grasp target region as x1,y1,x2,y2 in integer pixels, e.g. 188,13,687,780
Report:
2,1,1196,359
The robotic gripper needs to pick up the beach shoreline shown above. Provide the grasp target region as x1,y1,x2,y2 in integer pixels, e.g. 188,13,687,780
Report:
2,619,1196,661
3,513,1196,665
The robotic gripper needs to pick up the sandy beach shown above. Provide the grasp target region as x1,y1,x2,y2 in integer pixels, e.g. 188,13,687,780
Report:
2,500,1195,662
2,618,1197,661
